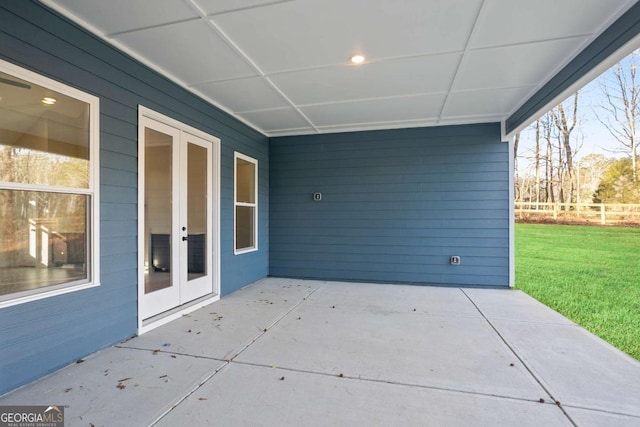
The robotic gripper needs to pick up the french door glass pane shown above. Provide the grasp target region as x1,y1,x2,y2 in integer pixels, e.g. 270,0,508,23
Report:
0,189,88,296
187,142,207,281
144,128,173,294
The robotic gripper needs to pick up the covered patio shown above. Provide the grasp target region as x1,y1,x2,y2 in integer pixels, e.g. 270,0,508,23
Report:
2,278,639,426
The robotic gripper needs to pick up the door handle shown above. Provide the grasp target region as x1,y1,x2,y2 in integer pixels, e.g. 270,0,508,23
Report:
182,236,188,241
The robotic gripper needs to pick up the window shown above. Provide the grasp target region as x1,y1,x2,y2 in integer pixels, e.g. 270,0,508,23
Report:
234,152,257,254
0,60,99,307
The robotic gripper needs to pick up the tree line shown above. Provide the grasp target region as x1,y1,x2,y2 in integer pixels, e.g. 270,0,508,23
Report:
515,50,640,205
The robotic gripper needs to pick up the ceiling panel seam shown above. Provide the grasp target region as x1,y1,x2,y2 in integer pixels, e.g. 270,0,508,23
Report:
261,50,466,78
39,0,267,135
104,17,201,38
205,0,295,18
184,0,319,133
450,84,538,95
469,33,592,52
436,0,487,125
235,91,451,114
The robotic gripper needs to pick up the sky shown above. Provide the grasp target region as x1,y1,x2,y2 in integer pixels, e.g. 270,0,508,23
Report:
516,51,638,174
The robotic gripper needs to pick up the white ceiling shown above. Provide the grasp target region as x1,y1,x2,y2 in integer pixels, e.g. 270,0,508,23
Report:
43,0,638,137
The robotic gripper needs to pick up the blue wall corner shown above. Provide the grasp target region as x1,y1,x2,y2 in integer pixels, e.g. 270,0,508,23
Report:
269,124,510,287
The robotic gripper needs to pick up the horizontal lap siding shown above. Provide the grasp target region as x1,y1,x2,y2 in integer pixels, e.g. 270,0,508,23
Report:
270,124,509,287
0,1,268,395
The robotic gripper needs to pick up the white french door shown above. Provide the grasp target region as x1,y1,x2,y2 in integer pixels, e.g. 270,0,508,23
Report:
138,114,217,321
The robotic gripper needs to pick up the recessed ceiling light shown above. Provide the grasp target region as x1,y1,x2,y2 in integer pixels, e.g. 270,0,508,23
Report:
350,54,365,64
41,97,56,105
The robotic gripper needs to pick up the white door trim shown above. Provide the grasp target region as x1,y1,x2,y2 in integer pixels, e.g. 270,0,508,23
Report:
137,106,221,334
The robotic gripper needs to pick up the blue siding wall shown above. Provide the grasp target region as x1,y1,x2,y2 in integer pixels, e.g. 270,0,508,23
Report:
0,1,268,395
270,124,509,287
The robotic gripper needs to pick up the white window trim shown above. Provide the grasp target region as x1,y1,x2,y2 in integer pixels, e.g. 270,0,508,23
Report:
0,59,100,309
234,152,258,255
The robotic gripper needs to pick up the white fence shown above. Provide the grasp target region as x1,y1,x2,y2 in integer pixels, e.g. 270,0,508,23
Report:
515,202,640,225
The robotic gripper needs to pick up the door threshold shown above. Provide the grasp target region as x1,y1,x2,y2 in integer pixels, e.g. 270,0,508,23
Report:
139,293,220,335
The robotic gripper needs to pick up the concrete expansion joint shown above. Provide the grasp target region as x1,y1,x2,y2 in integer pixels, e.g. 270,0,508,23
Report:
229,358,568,407
149,283,324,426
559,404,640,421
459,288,579,427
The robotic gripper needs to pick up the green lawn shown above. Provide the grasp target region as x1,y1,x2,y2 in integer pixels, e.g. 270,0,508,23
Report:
515,223,640,360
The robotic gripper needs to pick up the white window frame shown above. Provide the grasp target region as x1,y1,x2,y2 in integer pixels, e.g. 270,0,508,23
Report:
234,152,258,255
0,59,100,308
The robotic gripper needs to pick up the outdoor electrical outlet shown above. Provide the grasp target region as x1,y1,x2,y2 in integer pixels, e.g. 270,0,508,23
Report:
450,256,461,265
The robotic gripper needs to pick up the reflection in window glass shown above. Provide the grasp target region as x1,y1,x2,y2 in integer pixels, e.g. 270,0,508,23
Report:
235,205,255,250
144,128,173,294
234,153,257,253
187,143,207,280
0,190,88,296
236,158,255,203
0,70,90,188
0,61,96,306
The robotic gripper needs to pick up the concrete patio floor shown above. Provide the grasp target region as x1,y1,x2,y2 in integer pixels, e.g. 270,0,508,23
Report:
2,278,639,426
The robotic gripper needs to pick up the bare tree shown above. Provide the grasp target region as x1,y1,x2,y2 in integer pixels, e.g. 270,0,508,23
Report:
514,133,520,202
551,92,580,202
534,120,541,204
597,50,640,182
539,112,556,203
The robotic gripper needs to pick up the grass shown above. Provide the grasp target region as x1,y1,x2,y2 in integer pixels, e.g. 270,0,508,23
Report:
515,223,640,360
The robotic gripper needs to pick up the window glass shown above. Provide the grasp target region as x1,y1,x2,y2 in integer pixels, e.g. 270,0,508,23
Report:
0,70,90,188
0,190,88,296
236,158,255,203
235,205,255,250
0,62,97,306
234,153,257,253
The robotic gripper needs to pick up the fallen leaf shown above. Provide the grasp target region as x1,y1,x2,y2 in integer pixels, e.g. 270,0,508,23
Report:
538,398,545,403
153,349,160,355
117,383,126,390
338,373,344,378
279,376,285,381
198,397,207,401
76,358,85,364
159,375,168,379
187,329,192,333
170,355,177,359
118,377,132,382
64,388,72,393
